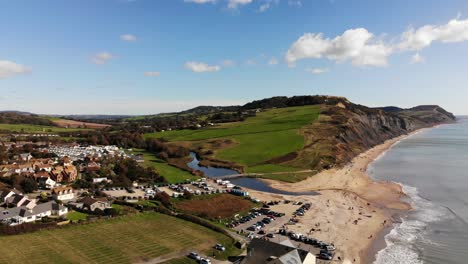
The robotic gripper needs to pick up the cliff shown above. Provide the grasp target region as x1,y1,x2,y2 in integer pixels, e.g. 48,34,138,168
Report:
254,96,455,171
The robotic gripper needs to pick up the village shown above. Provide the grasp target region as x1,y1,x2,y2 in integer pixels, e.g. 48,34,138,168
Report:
0,141,337,264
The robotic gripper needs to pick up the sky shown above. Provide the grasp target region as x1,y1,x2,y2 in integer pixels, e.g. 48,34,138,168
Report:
1,0,468,115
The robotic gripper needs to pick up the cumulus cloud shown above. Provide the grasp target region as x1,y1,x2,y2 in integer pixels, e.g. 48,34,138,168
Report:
228,0,253,9
0,60,31,79
185,61,221,72
144,71,161,77
184,0,216,3
222,60,235,67
120,34,137,42
285,28,392,67
411,53,425,64
399,17,468,51
305,67,329,74
288,0,302,7
268,57,279,65
285,17,468,68
92,52,115,65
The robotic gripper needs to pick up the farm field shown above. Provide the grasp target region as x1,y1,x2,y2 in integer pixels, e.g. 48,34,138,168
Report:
145,106,320,173
174,194,255,220
51,118,110,129
0,123,91,133
0,212,236,264
131,149,198,183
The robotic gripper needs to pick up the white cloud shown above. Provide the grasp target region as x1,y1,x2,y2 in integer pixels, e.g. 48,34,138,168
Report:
92,52,115,65
246,59,256,65
305,67,329,74
222,60,235,67
268,57,278,65
399,17,468,51
184,0,216,3
288,0,302,7
259,3,270,12
0,60,31,79
144,71,161,77
286,28,392,67
120,34,137,42
228,0,253,9
411,53,425,64
185,61,221,72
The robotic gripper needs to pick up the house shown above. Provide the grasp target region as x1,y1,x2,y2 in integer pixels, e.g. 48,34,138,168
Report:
50,165,78,183
76,197,111,212
18,153,33,162
35,164,53,172
52,186,74,201
38,177,56,189
0,190,36,209
0,201,68,226
241,238,316,264
92,177,108,184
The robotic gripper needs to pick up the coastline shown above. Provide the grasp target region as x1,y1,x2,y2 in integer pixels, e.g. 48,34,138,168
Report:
250,128,432,263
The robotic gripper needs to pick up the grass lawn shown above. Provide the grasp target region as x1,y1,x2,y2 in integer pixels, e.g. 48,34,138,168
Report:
0,212,237,264
131,149,198,183
66,211,88,221
0,123,91,133
254,171,318,183
145,106,320,173
163,258,197,264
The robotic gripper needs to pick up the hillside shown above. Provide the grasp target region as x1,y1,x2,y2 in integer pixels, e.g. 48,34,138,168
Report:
0,112,55,126
146,95,455,177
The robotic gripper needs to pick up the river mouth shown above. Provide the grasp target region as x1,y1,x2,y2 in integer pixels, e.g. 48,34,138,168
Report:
187,152,318,196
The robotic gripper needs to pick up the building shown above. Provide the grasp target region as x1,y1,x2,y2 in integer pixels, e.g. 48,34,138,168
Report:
52,186,74,201
75,197,111,212
0,190,36,209
0,201,68,226
242,238,316,264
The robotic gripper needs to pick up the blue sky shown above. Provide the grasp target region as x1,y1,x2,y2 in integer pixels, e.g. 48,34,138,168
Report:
1,0,468,114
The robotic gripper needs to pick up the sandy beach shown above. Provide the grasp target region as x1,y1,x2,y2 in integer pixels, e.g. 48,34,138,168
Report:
241,132,421,264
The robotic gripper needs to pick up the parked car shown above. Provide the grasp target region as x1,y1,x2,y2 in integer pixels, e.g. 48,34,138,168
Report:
214,244,226,251
266,233,275,238
199,258,212,264
188,252,201,260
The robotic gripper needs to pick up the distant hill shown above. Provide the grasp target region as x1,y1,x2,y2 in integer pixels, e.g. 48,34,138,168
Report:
149,95,455,175
0,112,55,126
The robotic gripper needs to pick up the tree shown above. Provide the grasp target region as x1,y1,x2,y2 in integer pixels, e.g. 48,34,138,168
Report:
21,178,38,193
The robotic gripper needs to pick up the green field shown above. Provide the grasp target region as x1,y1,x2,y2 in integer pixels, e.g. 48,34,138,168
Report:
0,212,236,264
145,106,320,173
0,123,90,133
66,211,88,221
132,149,198,183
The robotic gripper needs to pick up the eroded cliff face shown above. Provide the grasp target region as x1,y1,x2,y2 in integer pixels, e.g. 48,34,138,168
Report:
275,102,455,172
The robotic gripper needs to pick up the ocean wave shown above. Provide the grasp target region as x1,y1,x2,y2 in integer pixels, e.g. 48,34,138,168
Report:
373,184,454,264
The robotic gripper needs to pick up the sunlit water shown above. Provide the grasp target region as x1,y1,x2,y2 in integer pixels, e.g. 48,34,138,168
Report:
369,117,468,264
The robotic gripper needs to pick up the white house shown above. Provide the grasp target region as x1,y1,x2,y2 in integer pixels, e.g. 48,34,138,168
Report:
0,201,68,226
52,186,74,201
92,177,108,184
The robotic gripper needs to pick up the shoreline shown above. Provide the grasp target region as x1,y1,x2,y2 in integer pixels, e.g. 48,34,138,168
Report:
250,128,433,263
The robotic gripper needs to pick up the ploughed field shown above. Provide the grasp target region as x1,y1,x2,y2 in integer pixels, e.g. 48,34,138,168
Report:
0,213,234,264
145,106,320,173
0,123,92,133
174,194,255,219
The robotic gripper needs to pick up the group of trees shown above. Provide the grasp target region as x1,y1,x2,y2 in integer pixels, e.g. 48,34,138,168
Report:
75,156,167,189
0,112,55,126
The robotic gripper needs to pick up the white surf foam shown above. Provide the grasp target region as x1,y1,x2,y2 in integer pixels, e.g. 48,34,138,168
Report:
373,184,454,264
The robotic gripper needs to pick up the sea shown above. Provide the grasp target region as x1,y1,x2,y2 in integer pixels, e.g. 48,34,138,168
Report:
369,117,468,264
